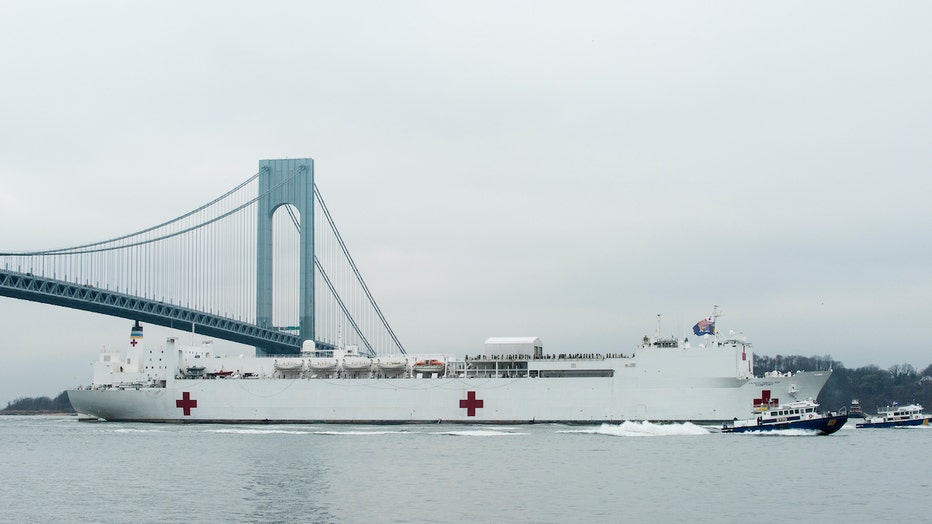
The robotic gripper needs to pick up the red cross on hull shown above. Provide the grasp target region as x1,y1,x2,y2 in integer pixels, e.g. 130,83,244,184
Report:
753,390,778,408
459,391,484,416
176,391,197,416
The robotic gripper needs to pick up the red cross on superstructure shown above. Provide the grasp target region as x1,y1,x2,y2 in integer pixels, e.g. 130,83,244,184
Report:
130,339,137,347
459,391,484,416
176,392,198,416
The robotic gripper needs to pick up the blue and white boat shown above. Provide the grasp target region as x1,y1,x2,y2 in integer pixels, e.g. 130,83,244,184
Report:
721,398,847,435
855,403,931,428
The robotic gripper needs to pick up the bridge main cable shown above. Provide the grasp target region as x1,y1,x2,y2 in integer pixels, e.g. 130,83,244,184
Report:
314,184,407,355
0,171,263,257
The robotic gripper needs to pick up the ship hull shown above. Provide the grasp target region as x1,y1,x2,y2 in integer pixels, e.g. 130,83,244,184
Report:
722,414,847,435
68,371,830,424
855,417,931,429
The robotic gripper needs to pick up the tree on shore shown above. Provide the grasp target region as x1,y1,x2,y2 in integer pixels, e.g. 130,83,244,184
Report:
3,391,75,413
754,355,932,413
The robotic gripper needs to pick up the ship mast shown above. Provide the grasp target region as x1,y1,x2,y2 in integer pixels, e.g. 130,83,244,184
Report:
712,305,722,343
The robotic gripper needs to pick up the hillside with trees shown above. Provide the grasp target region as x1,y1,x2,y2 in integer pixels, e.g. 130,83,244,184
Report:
2,391,75,414
754,354,932,414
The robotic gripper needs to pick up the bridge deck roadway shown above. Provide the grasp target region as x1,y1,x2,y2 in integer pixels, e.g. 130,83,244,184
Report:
0,269,307,354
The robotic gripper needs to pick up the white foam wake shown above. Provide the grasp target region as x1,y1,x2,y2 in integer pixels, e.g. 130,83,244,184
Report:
560,421,710,437
740,428,820,437
440,429,528,437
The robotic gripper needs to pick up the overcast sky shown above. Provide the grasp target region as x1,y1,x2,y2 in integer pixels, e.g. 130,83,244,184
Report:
2,1,931,404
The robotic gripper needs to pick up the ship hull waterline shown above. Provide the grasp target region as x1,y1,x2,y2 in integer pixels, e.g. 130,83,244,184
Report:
69,372,831,425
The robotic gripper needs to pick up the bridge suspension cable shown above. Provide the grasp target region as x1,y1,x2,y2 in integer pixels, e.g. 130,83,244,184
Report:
0,164,406,356
282,198,405,356
0,171,263,256
314,185,406,355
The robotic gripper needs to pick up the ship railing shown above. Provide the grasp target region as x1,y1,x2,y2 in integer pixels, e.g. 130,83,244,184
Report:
464,353,624,362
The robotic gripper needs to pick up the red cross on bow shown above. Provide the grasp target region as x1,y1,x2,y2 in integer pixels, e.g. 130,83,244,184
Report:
753,390,778,408
459,391,484,416
176,392,198,415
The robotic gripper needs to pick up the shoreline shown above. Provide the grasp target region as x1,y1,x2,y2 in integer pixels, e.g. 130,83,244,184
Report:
1,411,76,416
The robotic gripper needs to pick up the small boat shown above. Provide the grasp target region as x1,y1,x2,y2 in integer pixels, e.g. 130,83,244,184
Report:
184,366,206,378
412,359,445,375
849,399,866,419
721,398,847,435
376,357,408,371
342,357,373,371
207,370,234,378
308,358,339,371
273,359,305,371
855,403,932,428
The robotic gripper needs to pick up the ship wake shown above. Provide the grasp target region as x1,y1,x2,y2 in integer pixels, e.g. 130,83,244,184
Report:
562,421,710,437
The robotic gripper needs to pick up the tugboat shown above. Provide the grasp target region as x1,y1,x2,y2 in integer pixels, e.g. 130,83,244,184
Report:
855,403,931,428
849,399,866,420
722,394,847,435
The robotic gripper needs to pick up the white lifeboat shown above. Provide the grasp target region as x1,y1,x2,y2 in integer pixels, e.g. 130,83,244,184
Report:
412,359,445,374
377,357,408,371
274,359,305,372
308,358,339,371
342,357,373,371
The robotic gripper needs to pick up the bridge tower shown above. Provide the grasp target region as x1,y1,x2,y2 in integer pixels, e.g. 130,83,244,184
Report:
256,158,314,353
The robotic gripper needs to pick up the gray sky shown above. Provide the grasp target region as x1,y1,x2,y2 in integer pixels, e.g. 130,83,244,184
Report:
2,1,931,404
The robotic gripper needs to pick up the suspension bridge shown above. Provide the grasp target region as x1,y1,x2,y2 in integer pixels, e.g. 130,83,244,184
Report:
0,158,405,357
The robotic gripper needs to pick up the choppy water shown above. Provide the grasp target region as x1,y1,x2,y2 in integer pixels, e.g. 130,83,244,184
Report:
0,416,927,523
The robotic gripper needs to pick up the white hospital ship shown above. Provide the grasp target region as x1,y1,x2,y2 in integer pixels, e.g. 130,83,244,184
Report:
68,315,831,424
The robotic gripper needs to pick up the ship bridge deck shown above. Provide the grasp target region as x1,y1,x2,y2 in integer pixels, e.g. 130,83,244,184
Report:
452,354,621,379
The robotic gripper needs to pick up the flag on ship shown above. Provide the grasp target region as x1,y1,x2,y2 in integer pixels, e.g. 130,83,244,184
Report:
130,321,143,346
692,317,715,336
